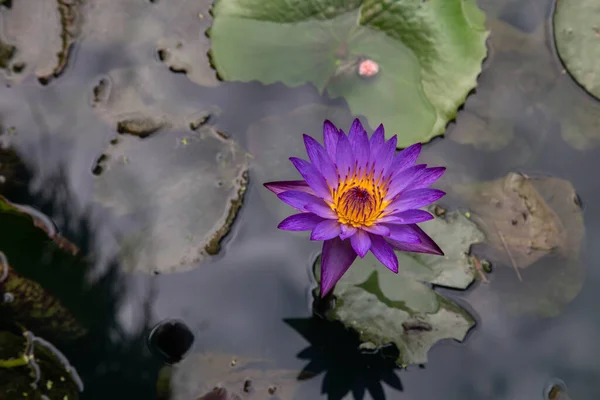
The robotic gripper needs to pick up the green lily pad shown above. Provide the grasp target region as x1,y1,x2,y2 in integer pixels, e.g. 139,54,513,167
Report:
454,173,585,317
210,0,489,147
0,0,80,84
93,124,249,274
313,208,485,365
554,0,600,100
0,196,87,340
0,330,81,399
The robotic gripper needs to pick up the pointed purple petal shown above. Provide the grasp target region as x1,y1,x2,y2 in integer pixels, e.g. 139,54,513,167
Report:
278,213,325,231
387,189,446,213
384,164,427,201
320,238,357,296
385,224,421,243
289,157,333,202
350,229,371,257
340,224,357,240
348,119,369,167
369,234,399,273
377,209,434,224
385,224,444,255
303,134,338,188
362,224,390,236
323,120,340,160
311,220,341,240
375,135,397,179
305,203,338,219
277,190,329,211
389,143,422,174
335,132,354,181
369,124,385,163
403,167,446,191
264,180,315,195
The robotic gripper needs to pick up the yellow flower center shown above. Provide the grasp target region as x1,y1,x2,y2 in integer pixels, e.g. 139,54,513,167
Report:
330,166,391,227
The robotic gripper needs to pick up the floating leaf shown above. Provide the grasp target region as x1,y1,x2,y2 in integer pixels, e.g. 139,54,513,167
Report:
0,330,82,399
163,353,299,400
455,173,584,316
155,0,219,87
91,66,220,134
0,0,81,84
0,196,86,339
93,125,249,274
314,209,484,365
210,0,489,147
554,0,600,100
84,0,218,88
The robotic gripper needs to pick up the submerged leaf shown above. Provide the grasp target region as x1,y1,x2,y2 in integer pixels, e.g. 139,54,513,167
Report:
314,209,484,365
546,77,600,151
449,20,558,153
164,353,299,400
211,0,489,146
456,173,582,268
93,125,249,274
456,173,585,316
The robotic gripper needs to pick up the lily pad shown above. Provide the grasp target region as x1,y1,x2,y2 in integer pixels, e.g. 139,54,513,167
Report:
210,0,489,147
455,173,584,316
93,124,249,274
0,330,81,399
554,0,600,100
83,0,219,88
0,0,80,84
163,353,299,400
314,208,484,365
0,195,86,339
154,0,219,87
90,66,222,138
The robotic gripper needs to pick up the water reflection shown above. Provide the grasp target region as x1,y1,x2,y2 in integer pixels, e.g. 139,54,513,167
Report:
286,317,402,400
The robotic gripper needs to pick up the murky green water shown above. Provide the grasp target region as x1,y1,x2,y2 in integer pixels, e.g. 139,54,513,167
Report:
1,0,599,398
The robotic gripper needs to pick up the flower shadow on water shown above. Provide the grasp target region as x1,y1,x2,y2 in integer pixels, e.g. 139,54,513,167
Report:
284,317,403,400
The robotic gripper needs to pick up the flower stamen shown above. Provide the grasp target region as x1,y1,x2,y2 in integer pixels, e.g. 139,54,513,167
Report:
330,165,391,227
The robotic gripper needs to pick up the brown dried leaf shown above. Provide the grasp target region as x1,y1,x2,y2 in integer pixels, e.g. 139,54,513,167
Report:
456,173,582,268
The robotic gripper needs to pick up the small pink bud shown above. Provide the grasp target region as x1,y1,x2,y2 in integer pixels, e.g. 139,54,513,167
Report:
358,59,379,77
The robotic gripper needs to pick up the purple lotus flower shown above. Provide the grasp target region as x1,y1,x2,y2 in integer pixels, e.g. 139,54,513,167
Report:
264,119,446,296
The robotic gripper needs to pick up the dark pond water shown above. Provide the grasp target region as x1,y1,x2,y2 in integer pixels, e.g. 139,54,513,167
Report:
1,0,599,398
